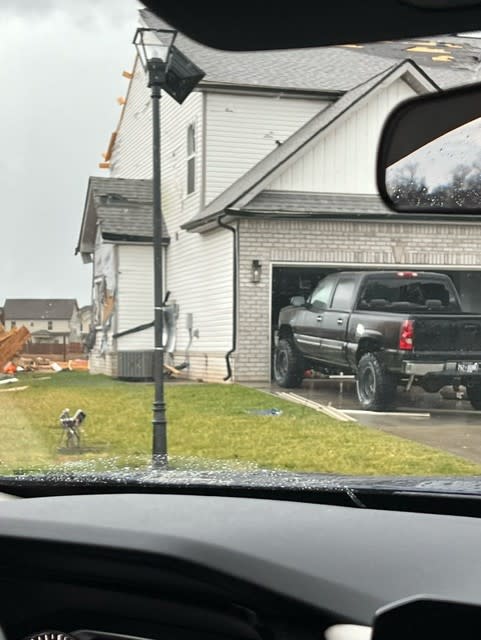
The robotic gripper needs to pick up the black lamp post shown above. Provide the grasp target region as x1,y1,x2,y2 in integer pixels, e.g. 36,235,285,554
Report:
133,28,205,469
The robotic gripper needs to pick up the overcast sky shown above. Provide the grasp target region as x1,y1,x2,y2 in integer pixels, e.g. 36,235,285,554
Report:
0,0,141,307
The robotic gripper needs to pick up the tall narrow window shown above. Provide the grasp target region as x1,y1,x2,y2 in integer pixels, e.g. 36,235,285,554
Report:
48,320,53,330
187,123,196,195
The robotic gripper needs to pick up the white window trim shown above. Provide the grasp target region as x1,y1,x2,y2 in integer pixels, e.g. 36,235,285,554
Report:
186,122,196,196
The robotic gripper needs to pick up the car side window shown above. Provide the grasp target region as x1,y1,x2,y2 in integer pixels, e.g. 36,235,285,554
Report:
309,278,336,310
331,278,356,311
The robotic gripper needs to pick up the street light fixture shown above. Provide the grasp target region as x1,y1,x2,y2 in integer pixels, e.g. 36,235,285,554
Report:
133,27,205,468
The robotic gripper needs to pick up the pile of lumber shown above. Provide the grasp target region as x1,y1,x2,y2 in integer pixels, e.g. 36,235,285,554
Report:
0,324,31,371
9,356,89,373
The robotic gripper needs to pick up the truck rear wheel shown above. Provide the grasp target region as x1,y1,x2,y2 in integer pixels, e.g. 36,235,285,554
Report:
466,382,481,410
356,352,397,411
273,339,305,388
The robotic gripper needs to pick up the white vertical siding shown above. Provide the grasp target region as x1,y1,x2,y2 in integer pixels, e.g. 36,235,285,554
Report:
161,89,233,380
116,244,154,351
167,226,233,367
109,58,152,179
107,60,234,378
268,78,417,193
205,93,329,203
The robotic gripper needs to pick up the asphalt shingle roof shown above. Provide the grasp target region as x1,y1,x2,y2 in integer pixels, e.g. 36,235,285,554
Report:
89,176,152,204
242,190,394,216
98,203,169,242
82,177,169,244
4,299,78,321
141,10,481,92
141,10,398,93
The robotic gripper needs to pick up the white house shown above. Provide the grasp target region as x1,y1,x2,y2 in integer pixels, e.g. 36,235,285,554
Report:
76,11,481,381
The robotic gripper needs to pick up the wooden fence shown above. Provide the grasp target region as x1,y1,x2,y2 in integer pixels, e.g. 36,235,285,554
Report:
22,342,83,356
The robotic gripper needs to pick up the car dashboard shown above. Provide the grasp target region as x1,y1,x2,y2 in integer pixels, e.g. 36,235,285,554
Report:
1,493,481,640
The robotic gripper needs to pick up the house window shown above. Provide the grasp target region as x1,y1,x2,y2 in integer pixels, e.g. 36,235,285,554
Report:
186,123,196,195
48,320,53,330
10,321,16,329
30,322,34,327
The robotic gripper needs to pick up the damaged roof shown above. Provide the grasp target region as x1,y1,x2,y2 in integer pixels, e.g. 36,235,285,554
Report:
98,202,168,243
4,299,78,321
76,177,169,255
141,9,481,92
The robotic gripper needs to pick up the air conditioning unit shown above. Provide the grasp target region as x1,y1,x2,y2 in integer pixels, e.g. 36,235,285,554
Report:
117,351,154,380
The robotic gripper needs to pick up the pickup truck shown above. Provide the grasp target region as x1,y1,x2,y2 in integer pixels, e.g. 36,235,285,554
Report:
274,270,481,411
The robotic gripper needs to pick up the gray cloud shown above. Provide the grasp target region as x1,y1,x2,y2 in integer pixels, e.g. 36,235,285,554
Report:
0,0,143,306
0,0,142,27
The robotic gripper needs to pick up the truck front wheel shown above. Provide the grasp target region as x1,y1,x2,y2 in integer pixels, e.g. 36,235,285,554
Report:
273,339,305,388
356,352,397,411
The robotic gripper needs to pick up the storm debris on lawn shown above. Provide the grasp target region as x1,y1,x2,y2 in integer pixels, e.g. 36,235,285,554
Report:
3,356,89,374
245,408,283,416
0,386,29,393
0,324,31,372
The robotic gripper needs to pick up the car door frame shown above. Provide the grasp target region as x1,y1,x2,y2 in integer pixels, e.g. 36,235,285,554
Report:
294,274,339,360
320,275,359,366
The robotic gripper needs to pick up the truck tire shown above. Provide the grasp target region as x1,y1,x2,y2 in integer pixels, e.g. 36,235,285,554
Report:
273,339,305,388
466,382,481,410
356,352,397,411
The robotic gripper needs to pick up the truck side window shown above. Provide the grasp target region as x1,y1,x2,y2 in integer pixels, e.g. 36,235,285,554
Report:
309,278,335,310
331,278,356,311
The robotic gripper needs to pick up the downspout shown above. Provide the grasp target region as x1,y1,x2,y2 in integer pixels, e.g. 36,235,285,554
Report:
217,214,237,381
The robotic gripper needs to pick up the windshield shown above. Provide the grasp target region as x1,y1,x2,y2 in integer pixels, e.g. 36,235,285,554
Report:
3,2,481,486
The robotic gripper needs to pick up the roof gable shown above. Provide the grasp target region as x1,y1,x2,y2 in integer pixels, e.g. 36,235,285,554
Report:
4,299,78,321
183,60,438,230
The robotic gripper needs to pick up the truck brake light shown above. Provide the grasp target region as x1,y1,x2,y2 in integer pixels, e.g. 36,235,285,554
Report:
397,271,418,278
399,319,414,351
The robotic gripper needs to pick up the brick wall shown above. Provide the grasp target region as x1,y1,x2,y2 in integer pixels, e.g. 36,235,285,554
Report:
236,217,481,381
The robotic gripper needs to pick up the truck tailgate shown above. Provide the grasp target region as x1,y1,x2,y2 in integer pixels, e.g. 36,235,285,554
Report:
414,315,481,353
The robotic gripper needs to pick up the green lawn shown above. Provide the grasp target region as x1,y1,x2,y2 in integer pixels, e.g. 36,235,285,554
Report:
0,371,480,476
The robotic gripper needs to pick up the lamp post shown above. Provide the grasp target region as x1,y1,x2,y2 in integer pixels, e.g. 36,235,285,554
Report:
133,28,205,468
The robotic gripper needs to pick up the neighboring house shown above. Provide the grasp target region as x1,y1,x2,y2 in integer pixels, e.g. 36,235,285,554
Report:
3,299,80,344
76,177,164,374
76,11,481,382
79,305,93,337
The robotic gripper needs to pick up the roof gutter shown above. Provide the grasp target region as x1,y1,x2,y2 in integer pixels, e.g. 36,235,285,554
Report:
217,214,237,381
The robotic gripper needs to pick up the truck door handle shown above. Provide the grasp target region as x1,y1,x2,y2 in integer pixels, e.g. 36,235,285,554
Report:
337,318,344,325
316,315,324,322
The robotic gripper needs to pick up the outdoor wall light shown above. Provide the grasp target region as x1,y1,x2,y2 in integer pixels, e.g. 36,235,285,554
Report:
133,27,205,103
251,260,262,284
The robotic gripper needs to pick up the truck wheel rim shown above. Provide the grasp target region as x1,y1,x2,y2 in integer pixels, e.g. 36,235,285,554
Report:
359,367,375,401
276,350,288,377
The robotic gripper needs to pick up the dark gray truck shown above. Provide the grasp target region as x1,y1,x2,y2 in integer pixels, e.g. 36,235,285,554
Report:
274,270,481,411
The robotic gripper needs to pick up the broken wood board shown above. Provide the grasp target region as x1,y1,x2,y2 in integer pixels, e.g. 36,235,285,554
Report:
0,385,29,393
0,327,31,370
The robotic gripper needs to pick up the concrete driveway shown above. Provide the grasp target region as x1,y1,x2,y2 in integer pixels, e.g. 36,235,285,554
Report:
256,378,481,465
